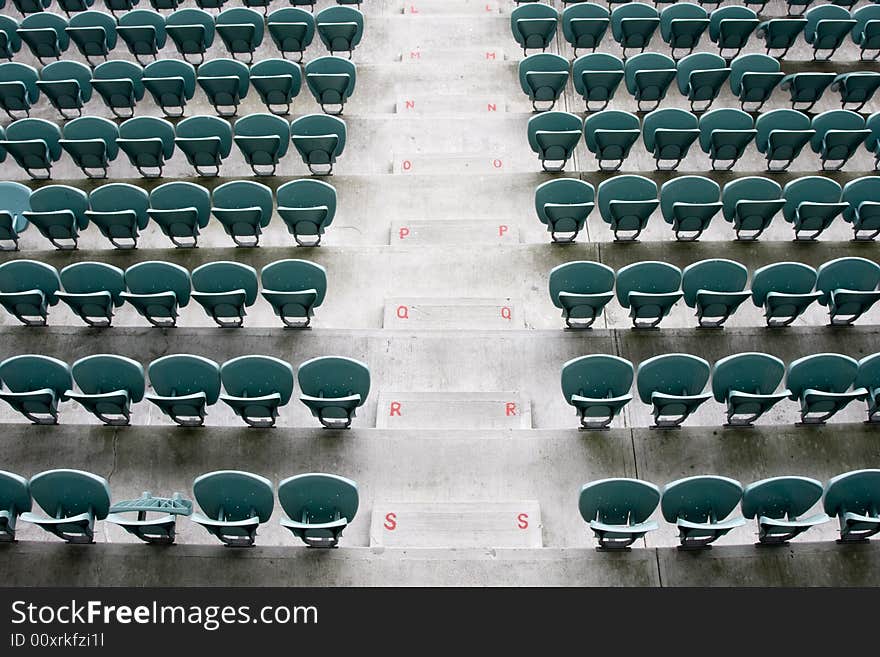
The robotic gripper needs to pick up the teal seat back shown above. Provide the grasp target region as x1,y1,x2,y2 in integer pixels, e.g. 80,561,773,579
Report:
571,53,624,100
787,353,859,399
297,356,370,403
315,5,363,52
124,260,191,304
597,175,657,224
782,176,842,223
0,62,39,106
212,180,272,229
165,8,215,51
0,471,31,517
71,354,145,402
254,57,304,102
637,353,709,403
175,114,233,158
0,258,60,299
682,258,748,306
757,18,807,50
234,112,290,159
660,176,720,224
742,476,823,520
0,354,70,397
38,60,92,105
527,110,583,156
709,5,758,43
30,184,88,229
266,7,315,54
816,257,880,301
88,182,149,231
191,261,258,304
67,10,117,54
303,55,353,103
562,3,610,49
833,72,880,106
535,178,595,228
624,51,676,96
0,16,22,56
261,259,327,305
92,59,145,99
804,4,852,44
868,112,880,152
729,53,780,96
711,352,785,402
676,51,727,95
518,52,569,99
548,261,614,308
616,261,681,307
216,7,263,51
781,72,836,103
661,475,742,524
810,109,866,152
221,355,295,405
824,470,880,518
0,180,31,235
29,469,111,520
642,107,698,153
561,354,634,401
5,117,62,161
148,354,220,403
842,176,880,224
579,478,659,525
751,262,817,305
118,9,166,51
276,179,336,225
721,176,782,222
659,2,707,42
852,5,880,43
62,116,119,161
611,2,659,44
149,181,211,229
193,470,274,523
19,13,70,58
278,473,358,525
583,109,638,153
143,59,196,101
290,113,346,156
197,57,250,101
698,108,753,153
118,115,175,163
511,4,558,50
59,261,125,304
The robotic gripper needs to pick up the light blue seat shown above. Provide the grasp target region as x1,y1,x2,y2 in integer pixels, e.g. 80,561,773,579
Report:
65,354,144,426
276,178,336,246
0,180,31,250
583,110,639,171
65,10,116,66
191,261,258,328
0,16,22,61
810,109,869,171
611,3,660,58
60,116,119,179
18,13,70,64
856,353,880,422
142,59,196,117
831,72,880,112
742,476,828,544
0,117,62,180
233,112,290,175
698,108,755,171
145,354,220,426
676,52,729,112
116,116,175,178
0,62,39,119
510,3,558,54
220,355,295,427
86,183,148,249
572,53,624,112
290,113,346,175
315,6,362,58
638,353,711,426
852,5,880,60
121,260,191,328
682,259,749,327
756,18,806,58
212,179,272,246
254,57,303,116
781,176,845,241
19,470,110,543
659,176,720,241
0,355,70,424
824,470,880,542
0,471,30,541
197,57,250,117
729,53,783,111
562,355,633,429
36,60,91,119
579,478,659,548
166,8,215,65
57,261,125,326
191,470,274,547
174,115,231,177
0,259,60,325
659,3,709,58
527,111,582,172
279,473,358,547
624,51,676,111
816,257,880,326
266,7,315,62
117,9,165,65
804,4,855,60
107,491,192,545
642,107,699,170
712,353,789,426
779,72,836,112
261,259,327,327
304,56,354,116
23,184,87,249
148,181,210,248
562,3,610,56
787,353,866,423
298,356,370,429
215,7,263,63
548,261,614,329
535,178,594,243
661,476,745,547
708,5,758,58
91,60,144,119
617,261,682,328
755,109,814,172
597,174,658,241
519,53,569,112
721,176,784,240
751,262,821,327
842,176,880,240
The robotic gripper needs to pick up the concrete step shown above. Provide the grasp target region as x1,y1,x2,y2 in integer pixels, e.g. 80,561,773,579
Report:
375,391,531,429
383,298,522,328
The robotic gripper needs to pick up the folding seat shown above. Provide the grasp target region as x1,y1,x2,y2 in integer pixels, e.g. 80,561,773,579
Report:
148,181,210,248
116,116,175,177
55,0,94,9
712,353,789,426
0,62,39,119
315,6,362,58
527,111,582,173
0,470,31,541
191,471,274,546
145,354,220,426
261,259,327,327
18,13,69,64
165,8,215,65
36,60,91,119
661,476,745,547
117,9,166,65
290,113,346,175
868,112,880,169
149,0,182,10
57,261,125,326
275,179,335,247
561,355,633,429
675,52,729,112
534,178,594,243
219,355,295,427
298,356,370,429
23,184,87,249
755,109,814,172
786,353,866,423
681,258,750,328
720,177,784,241
59,116,119,179
0,259,60,325
174,115,231,176
510,3,557,55
623,51,675,111
755,17,806,59
830,72,880,112
857,353,880,422
572,53,624,112
104,0,140,15
250,58,302,117
815,257,880,326
65,355,145,426
779,72,836,112
852,5,880,61
610,3,660,58
787,0,816,15
107,491,193,544
617,261,683,329
65,10,116,65
729,53,784,112
279,473,358,547
579,478,659,549
658,176,719,241
142,59,196,117
0,355,71,424
637,353,711,426
561,2,610,56
289,0,316,9
121,260,192,327
85,183,148,250
708,6,758,58
842,176,880,240
234,112,290,176
266,7,315,62
781,176,845,241
197,57,250,116
824,470,880,542
697,108,755,172
0,180,31,251
641,107,699,171
191,261,258,328
303,56,354,116
597,175,658,240
0,117,62,180
548,261,614,329
19,470,110,543
659,3,709,58
12,0,52,15
0,15,22,61
518,53,568,113
583,110,639,172
206,181,272,248
804,4,855,60
215,7,263,63
810,110,870,171
751,262,820,327
91,60,145,119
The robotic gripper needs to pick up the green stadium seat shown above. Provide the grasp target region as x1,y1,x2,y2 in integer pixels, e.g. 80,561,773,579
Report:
315,6,363,58
254,57,303,116
65,10,116,66
267,7,315,63
682,258,750,327
0,470,31,541
0,259,60,325
642,107,699,170
712,352,789,426
617,261,683,328
191,471,274,547
867,112,880,169
304,56,354,116
842,176,880,240
786,0,816,16
23,184,88,249
852,5,880,60
779,72,836,112
810,110,870,171
856,353,880,422
815,257,880,326
660,176,721,241
548,260,614,328
197,57,250,117
107,491,192,545
12,0,51,10
611,3,660,58
510,3,557,54
261,259,327,328
659,3,709,58
572,53,624,112
234,112,290,175
661,475,745,547
755,109,814,172
211,179,272,246
145,354,221,426
721,176,784,240
0,16,22,61
729,53,783,111
562,355,633,429
562,2,610,56
298,356,370,429
165,8,214,65
65,354,144,426
121,260,191,328
57,261,125,326
148,181,210,248
519,53,569,112
597,174,659,240
116,116,175,178
583,109,639,171
37,60,91,119
174,115,232,177
104,0,139,15
824,470,880,542
676,52,729,112
830,72,880,112
191,261,258,328
0,117,62,179
637,353,710,427
624,51,676,111
708,5,758,58
751,262,820,327
535,178,595,243
276,178,335,246
18,13,70,64
215,7,263,63
220,355,295,427
290,113,346,175
0,62,39,119
698,108,755,171
91,60,145,118
60,116,119,179
86,183,148,249
805,4,855,60
19,470,110,543
117,9,165,65
781,176,846,241
0,180,31,250
787,353,867,424
150,0,182,10
279,473,358,547
0,355,70,424
142,59,196,116
755,18,806,58
527,111,582,172
579,478,659,548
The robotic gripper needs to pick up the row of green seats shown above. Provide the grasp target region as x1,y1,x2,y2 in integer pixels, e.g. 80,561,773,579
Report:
513,0,862,20
2,0,361,18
